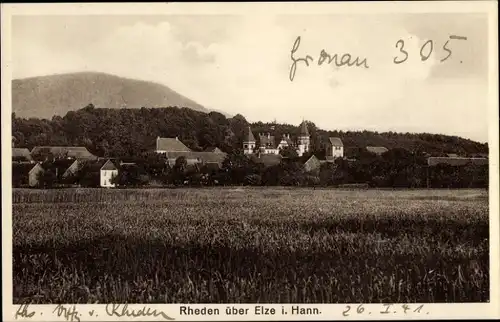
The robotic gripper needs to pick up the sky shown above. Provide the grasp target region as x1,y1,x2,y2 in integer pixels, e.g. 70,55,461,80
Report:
11,12,491,143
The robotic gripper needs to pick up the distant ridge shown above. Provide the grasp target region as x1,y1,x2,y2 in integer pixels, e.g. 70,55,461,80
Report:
12,72,229,119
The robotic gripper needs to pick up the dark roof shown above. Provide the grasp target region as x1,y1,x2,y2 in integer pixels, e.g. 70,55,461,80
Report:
299,121,309,136
165,151,227,164
244,126,256,142
428,157,488,167
366,146,388,155
101,160,118,171
31,146,96,159
12,148,33,160
329,137,343,147
80,159,117,173
156,137,191,152
259,134,276,148
249,154,282,167
42,159,78,177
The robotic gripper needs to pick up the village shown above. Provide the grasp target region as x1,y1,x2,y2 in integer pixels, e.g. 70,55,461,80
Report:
11,120,489,189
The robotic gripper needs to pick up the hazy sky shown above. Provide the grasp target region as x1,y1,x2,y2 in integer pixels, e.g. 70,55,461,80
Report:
11,13,490,142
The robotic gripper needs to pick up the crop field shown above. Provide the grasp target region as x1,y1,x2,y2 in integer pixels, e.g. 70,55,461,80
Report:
12,188,489,303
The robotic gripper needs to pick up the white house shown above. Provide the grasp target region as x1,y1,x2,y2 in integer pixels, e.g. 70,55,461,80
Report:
326,137,344,161
100,160,118,188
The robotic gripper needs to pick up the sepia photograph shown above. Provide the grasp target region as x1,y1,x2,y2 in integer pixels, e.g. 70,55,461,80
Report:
2,2,499,320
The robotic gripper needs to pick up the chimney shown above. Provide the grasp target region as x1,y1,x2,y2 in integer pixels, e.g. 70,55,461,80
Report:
267,132,270,139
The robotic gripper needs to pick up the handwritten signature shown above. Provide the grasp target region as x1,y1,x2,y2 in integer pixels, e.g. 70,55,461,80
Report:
106,303,175,320
289,36,369,81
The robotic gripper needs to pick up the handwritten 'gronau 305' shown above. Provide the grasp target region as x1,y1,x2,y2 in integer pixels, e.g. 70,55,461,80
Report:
288,35,468,81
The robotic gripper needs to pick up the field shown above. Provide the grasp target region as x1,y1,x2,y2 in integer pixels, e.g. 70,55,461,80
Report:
12,187,489,303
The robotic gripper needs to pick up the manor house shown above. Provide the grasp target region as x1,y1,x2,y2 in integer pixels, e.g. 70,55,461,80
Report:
243,121,311,157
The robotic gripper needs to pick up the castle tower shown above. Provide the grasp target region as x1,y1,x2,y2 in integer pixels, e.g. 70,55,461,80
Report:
297,121,310,157
243,126,256,155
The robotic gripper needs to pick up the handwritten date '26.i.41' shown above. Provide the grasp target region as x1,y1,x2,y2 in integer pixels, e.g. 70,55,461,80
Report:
342,304,428,317
289,35,468,81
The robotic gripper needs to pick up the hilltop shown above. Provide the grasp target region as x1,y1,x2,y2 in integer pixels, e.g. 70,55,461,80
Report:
12,72,221,119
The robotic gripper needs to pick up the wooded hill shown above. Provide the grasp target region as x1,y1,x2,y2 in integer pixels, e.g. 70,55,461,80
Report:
12,104,488,158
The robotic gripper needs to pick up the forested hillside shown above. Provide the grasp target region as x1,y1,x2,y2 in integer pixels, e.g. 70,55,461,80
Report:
12,104,488,158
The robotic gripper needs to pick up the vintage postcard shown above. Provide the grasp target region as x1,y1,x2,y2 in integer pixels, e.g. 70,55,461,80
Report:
2,1,499,321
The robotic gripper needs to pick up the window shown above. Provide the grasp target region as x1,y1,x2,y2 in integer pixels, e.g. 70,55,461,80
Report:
244,144,248,148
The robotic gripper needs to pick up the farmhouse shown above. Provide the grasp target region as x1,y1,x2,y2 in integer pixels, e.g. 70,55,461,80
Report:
78,159,119,187
326,137,344,161
42,159,79,182
155,136,227,167
427,157,488,167
366,146,389,156
12,148,33,162
243,121,311,157
12,162,44,187
30,146,97,161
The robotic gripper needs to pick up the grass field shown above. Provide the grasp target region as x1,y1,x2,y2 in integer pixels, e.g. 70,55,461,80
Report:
12,187,489,303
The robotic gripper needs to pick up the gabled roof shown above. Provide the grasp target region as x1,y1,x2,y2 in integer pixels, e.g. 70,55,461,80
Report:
244,126,256,142
30,146,96,160
304,155,320,165
329,137,343,147
366,146,388,155
156,137,191,152
249,153,282,167
42,159,78,177
427,157,488,167
12,148,32,161
101,160,118,171
299,121,309,136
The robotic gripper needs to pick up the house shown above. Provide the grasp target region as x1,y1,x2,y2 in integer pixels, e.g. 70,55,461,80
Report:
30,146,97,161
42,159,80,182
244,121,311,157
155,136,191,153
303,155,322,174
366,146,388,156
78,159,119,187
155,136,227,167
12,148,33,162
427,157,488,167
12,162,44,187
326,137,344,161
258,133,279,155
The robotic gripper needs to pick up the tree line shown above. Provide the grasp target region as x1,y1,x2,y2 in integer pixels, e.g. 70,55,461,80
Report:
27,148,488,189
12,104,488,158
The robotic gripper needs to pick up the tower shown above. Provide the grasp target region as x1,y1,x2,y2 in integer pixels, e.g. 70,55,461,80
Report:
243,126,256,155
297,120,310,157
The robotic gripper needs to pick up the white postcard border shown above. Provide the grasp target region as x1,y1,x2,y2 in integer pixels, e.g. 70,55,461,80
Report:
2,2,499,321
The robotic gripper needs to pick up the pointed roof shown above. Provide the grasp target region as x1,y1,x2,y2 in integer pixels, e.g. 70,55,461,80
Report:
299,121,309,136
101,159,118,171
329,137,344,147
244,126,256,142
